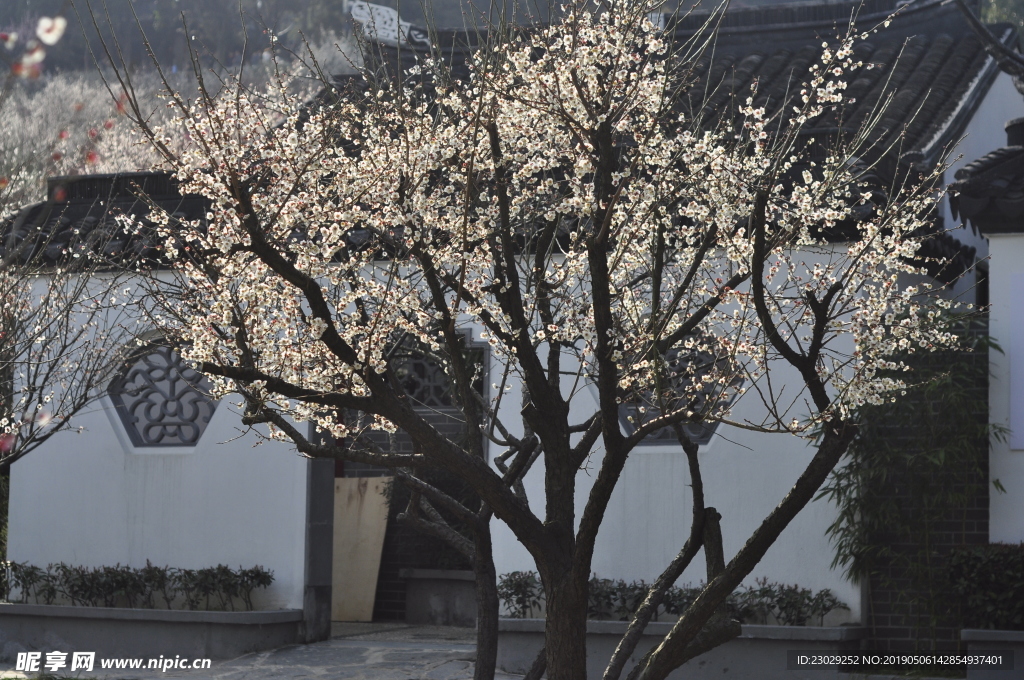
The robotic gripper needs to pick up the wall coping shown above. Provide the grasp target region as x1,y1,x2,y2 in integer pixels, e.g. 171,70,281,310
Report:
0,602,303,624
738,624,866,641
961,628,1024,643
399,568,475,581
498,618,867,640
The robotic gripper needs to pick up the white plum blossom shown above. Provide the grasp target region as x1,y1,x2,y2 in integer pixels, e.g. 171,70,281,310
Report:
145,9,958,440
35,17,67,46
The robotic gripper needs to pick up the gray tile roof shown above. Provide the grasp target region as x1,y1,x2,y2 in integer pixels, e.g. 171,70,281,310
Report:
365,0,1010,172
0,172,207,267
358,0,993,281
950,133,1024,234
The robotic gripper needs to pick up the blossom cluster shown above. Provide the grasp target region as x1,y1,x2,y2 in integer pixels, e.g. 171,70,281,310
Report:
146,1,963,443
1,15,66,79
0,268,142,462
0,73,180,218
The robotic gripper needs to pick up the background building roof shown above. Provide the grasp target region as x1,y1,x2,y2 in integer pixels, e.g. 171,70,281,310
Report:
950,118,1024,234
0,173,207,268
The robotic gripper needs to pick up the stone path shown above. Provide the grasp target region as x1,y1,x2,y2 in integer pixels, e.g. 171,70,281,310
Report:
0,624,958,680
0,624,522,680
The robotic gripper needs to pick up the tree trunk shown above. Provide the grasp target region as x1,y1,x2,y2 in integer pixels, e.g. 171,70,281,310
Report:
543,567,589,680
473,528,499,680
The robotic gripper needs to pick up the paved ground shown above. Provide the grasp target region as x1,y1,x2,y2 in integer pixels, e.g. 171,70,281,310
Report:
0,624,959,680
0,623,522,680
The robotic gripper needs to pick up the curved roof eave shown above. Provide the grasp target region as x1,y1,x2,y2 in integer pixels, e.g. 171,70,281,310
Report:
919,26,1016,166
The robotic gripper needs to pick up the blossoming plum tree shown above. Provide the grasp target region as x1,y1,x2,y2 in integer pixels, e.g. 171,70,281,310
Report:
115,2,962,678
0,14,141,466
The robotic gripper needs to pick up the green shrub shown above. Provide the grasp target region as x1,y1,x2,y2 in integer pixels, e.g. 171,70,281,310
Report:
947,543,1024,630
140,559,175,609
238,565,274,611
498,571,849,625
176,568,202,610
733,578,849,626
0,561,274,611
496,571,543,618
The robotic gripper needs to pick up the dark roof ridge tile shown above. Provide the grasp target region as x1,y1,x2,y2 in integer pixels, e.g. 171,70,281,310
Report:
954,146,1024,184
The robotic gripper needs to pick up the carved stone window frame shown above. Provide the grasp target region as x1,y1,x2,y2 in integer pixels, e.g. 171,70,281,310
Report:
106,336,219,450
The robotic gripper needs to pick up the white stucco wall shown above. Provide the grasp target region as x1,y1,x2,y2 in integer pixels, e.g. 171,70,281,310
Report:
7,278,312,610
487,287,862,623
938,70,1024,544
983,234,1024,543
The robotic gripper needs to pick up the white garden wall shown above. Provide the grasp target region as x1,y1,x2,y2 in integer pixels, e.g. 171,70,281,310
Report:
983,233,1024,544
8,404,310,609
483,254,863,623
7,276,312,610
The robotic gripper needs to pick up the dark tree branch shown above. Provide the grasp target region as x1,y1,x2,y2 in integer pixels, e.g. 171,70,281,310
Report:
398,499,476,559
199,361,376,413
603,431,706,680
631,422,857,680
749,190,832,412
523,645,548,680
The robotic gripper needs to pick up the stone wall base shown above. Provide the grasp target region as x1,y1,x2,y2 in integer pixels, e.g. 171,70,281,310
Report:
498,619,867,680
0,603,303,661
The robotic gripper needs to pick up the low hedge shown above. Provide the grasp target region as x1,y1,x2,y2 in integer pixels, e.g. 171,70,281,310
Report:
498,572,849,626
0,561,274,611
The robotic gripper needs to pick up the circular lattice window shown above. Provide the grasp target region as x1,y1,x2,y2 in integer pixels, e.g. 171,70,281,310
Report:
108,343,218,447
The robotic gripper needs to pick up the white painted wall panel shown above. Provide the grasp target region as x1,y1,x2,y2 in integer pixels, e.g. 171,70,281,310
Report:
9,399,310,609
8,273,311,609
984,234,1024,543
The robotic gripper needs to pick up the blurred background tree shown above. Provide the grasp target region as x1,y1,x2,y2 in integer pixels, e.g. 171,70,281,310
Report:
983,0,1024,27
1,0,355,73
4,0,1020,77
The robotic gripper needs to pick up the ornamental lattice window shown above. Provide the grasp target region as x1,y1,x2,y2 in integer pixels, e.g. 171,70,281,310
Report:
393,354,456,409
620,337,743,447
342,340,484,476
108,343,218,447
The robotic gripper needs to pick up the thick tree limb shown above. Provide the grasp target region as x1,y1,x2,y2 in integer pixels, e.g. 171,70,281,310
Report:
631,423,856,680
199,361,376,413
570,412,604,469
523,645,547,680
242,406,423,468
394,470,484,529
604,431,707,680
398,504,476,559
